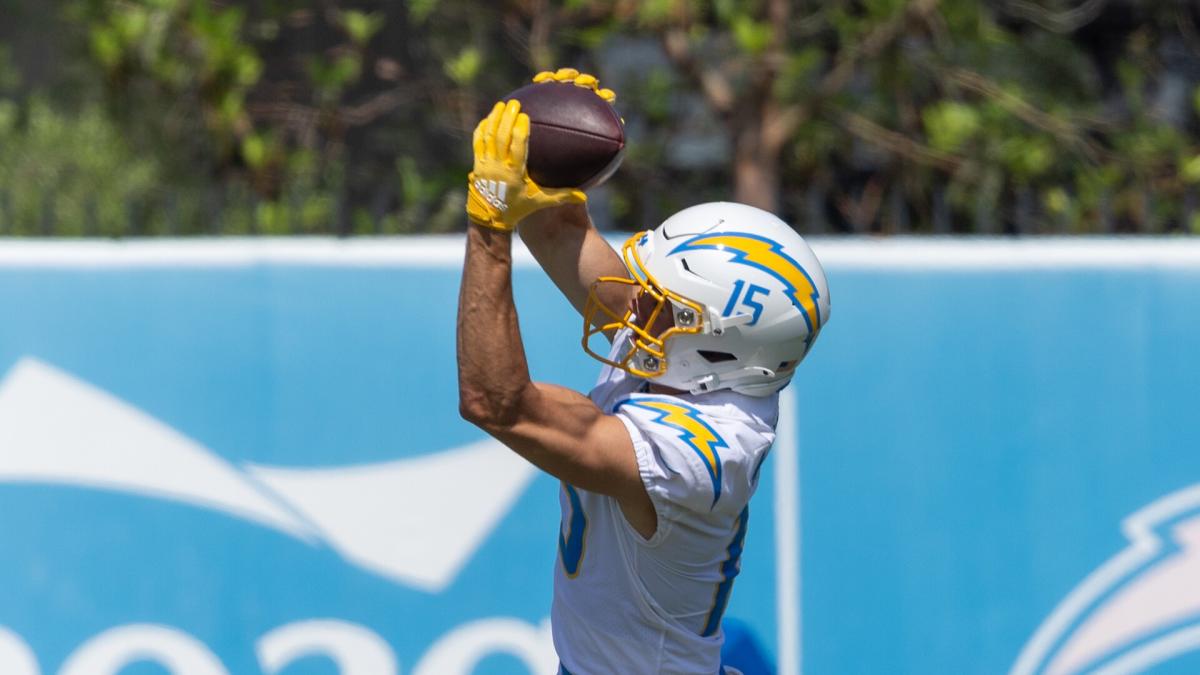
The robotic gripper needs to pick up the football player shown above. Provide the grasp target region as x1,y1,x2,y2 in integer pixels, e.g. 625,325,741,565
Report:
457,68,830,675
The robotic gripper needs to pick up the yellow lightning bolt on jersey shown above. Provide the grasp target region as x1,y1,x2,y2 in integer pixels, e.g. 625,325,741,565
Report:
620,398,727,506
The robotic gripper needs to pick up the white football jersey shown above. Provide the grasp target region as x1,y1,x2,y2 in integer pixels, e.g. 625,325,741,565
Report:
552,331,778,675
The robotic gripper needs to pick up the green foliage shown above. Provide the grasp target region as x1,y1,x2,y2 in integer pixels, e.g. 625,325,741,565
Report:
4,0,1200,235
307,53,363,103
408,0,439,25
999,135,1055,182
730,15,772,56
774,47,824,103
337,10,384,47
445,47,482,86
636,0,676,26
0,98,160,235
923,102,981,153
79,0,263,144
0,47,20,93
1181,155,1200,185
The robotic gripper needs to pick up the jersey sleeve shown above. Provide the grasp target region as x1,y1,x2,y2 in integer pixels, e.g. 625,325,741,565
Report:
614,396,773,518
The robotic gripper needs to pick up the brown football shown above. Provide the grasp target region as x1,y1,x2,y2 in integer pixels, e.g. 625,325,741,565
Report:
503,81,625,189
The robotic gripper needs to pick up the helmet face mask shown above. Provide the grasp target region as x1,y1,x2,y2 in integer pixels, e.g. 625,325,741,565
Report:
582,234,706,379
581,202,831,397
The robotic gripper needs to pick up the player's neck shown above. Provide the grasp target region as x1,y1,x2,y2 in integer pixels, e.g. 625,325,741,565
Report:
647,383,688,396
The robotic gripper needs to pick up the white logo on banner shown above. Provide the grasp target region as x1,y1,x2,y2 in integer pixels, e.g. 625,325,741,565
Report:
0,357,536,592
1,618,558,675
1011,484,1200,674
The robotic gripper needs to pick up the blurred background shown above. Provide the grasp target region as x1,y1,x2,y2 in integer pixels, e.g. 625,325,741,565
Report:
3,3,1200,675
3,0,1200,236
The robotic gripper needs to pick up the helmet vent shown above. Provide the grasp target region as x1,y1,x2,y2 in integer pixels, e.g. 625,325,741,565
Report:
679,258,708,281
698,350,737,363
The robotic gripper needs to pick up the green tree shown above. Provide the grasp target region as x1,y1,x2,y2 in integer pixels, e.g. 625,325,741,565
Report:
3,0,1200,235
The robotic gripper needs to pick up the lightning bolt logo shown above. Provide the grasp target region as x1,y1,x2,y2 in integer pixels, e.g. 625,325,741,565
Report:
620,398,727,507
1012,483,1200,675
670,232,823,340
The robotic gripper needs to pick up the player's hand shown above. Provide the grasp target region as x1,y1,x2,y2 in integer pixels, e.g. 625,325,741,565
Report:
532,67,616,104
467,99,586,232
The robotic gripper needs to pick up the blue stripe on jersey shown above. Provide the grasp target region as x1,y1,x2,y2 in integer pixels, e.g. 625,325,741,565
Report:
702,506,750,637
559,484,588,578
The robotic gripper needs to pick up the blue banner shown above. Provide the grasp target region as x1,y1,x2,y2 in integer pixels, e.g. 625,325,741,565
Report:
0,239,1198,675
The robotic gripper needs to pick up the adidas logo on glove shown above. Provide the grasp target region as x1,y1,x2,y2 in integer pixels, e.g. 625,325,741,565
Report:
473,178,509,211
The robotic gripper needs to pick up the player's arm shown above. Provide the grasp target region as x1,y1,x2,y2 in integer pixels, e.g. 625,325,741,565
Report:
458,99,656,536
515,68,636,330
458,225,652,531
519,204,633,325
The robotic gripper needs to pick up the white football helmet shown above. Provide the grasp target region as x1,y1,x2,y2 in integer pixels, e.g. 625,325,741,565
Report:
583,202,830,397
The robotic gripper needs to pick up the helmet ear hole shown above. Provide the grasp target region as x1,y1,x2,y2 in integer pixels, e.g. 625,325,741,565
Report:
697,350,737,363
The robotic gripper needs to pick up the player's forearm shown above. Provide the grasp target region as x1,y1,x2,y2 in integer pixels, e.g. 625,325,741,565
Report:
519,203,632,320
456,224,534,428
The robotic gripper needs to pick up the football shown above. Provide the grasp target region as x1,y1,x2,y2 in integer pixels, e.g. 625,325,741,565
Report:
504,81,625,189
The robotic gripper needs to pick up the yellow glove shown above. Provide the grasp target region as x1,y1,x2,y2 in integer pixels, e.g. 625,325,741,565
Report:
466,99,586,232
532,67,616,103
